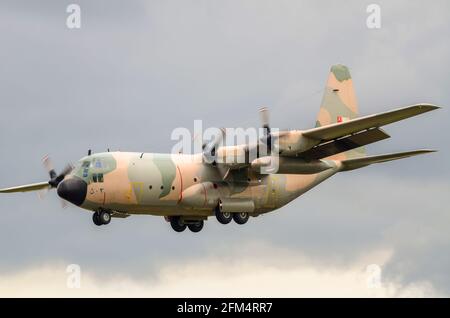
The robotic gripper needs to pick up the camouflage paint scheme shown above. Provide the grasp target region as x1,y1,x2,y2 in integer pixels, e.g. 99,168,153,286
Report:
315,64,365,160
71,151,340,217
0,64,438,229
67,65,364,218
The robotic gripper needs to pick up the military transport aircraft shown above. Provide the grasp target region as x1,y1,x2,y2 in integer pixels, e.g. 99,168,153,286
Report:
0,65,439,232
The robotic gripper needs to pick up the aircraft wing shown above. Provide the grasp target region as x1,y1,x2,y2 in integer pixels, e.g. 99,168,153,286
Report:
340,150,436,171
0,181,50,193
299,127,390,160
302,104,439,143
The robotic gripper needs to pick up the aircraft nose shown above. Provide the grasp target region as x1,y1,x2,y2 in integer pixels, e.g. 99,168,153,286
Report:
57,178,87,206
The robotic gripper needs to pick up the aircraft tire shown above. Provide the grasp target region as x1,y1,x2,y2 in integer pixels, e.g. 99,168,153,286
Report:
170,216,187,232
233,212,249,225
188,221,204,233
215,207,233,224
92,212,102,226
99,211,111,225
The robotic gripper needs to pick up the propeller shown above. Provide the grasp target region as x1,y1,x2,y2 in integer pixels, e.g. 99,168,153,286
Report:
43,155,74,189
202,127,226,164
40,155,74,207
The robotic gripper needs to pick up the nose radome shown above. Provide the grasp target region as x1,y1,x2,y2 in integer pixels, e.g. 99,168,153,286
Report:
57,178,87,206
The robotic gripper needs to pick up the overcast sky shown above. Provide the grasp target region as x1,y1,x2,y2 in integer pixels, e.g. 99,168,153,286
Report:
0,0,449,297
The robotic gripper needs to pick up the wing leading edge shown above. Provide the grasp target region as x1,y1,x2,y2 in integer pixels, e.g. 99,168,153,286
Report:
0,181,50,193
303,104,439,143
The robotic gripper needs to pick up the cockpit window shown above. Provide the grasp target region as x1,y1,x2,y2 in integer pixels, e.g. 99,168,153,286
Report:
91,173,104,183
91,158,108,170
80,161,90,178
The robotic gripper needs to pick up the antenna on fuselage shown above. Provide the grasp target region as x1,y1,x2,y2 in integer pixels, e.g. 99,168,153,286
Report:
88,149,92,156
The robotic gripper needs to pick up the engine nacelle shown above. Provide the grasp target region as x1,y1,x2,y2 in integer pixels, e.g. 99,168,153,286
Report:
274,130,319,156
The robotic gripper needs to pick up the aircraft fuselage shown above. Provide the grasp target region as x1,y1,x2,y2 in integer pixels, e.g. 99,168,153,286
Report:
62,151,339,218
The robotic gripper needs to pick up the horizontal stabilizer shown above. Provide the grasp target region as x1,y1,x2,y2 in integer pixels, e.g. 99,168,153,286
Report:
0,181,50,193
304,104,439,142
340,150,436,171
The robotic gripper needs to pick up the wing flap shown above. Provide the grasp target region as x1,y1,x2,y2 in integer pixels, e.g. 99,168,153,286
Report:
0,181,50,193
300,127,390,160
340,150,436,171
303,104,439,142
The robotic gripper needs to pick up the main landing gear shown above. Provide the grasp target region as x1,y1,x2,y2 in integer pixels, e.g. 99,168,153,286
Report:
215,207,233,224
232,212,250,225
169,216,204,233
215,206,250,225
92,210,111,226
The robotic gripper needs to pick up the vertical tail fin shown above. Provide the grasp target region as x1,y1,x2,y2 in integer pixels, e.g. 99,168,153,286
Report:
316,64,365,159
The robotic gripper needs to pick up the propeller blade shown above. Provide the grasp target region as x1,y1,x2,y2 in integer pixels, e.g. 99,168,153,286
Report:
60,163,74,177
42,155,57,179
60,199,68,209
203,127,226,164
259,107,271,132
50,163,74,188
259,107,272,155
37,187,49,200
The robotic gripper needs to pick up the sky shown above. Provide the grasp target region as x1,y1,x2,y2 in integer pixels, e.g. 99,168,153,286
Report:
0,0,449,297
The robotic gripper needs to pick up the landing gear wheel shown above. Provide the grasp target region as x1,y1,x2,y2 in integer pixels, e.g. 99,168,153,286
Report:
188,221,204,233
92,212,102,226
215,206,232,224
99,211,111,225
170,216,187,232
233,212,249,225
